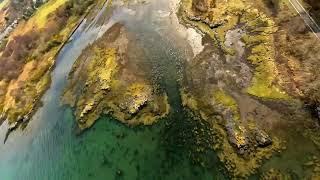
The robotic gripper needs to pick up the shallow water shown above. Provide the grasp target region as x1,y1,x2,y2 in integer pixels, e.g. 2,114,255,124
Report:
0,1,227,179
0,0,319,179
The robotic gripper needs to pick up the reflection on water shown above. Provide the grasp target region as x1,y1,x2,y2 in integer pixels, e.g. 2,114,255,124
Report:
0,0,319,179
0,0,227,179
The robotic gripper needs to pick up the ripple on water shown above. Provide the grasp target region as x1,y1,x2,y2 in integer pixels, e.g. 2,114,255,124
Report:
0,0,227,179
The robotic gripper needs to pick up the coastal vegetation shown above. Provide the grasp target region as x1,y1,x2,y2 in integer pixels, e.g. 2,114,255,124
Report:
59,0,320,177
62,23,170,130
0,0,319,179
177,0,320,178
0,0,101,129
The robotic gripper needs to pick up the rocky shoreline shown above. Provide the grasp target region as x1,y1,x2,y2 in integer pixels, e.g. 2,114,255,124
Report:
0,0,106,142
62,23,170,130
60,0,320,178
0,0,319,179
176,0,320,178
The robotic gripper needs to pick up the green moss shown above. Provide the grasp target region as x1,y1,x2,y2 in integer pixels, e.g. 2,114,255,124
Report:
215,123,282,178
62,27,170,130
213,89,238,116
246,75,289,99
216,15,239,44
240,10,290,99
180,0,290,100
180,91,282,178
87,47,117,90
241,34,269,46
246,50,278,98
245,41,289,99
178,1,288,176
185,89,280,177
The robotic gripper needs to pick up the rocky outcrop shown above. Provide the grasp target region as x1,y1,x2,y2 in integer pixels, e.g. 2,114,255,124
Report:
254,129,272,147
177,0,320,177
62,23,170,130
177,0,300,178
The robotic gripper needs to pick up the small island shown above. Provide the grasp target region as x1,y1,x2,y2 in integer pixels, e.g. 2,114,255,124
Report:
62,23,170,130
0,0,320,179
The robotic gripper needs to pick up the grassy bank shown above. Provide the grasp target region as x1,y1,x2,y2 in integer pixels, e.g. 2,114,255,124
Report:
0,0,103,127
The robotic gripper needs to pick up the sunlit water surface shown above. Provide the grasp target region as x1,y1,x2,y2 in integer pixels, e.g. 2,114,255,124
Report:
0,1,227,179
0,1,318,179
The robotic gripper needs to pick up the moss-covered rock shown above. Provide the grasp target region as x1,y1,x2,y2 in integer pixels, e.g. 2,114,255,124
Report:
62,23,170,130
179,0,290,100
180,89,282,178
178,0,292,177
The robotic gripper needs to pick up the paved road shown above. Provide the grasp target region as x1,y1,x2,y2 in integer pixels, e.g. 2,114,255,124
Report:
289,0,320,39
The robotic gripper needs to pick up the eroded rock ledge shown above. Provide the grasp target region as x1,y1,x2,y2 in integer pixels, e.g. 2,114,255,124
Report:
62,23,170,130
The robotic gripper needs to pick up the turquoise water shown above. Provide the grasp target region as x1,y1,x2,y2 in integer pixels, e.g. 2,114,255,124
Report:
0,1,228,179
7,109,225,180
2,1,318,179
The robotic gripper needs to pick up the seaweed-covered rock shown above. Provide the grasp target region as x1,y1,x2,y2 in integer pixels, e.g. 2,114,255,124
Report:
254,129,272,148
62,23,170,130
226,124,249,154
178,0,289,177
